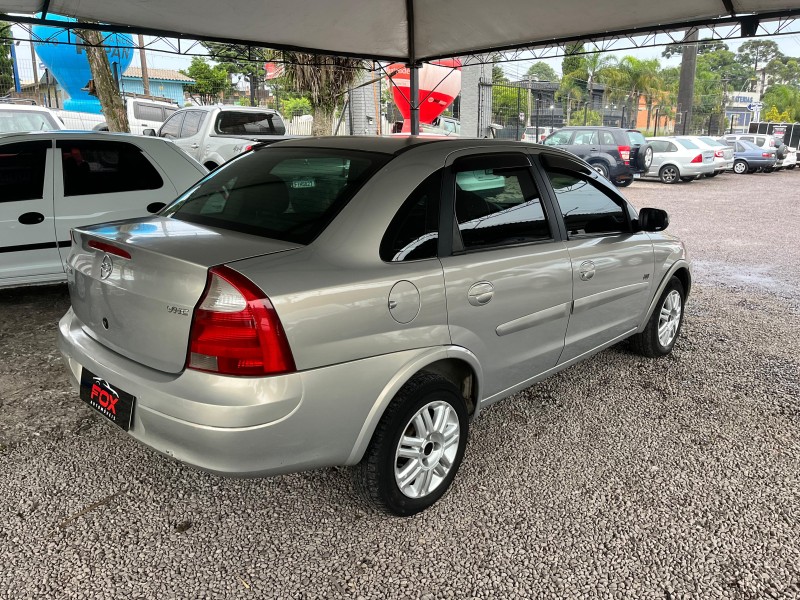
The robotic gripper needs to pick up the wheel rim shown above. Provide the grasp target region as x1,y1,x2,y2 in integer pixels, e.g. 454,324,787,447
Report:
644,147,653,168
658,290,682,347
661,167,677,182
395,400,460,499
593,164,608,178
734,162,746,174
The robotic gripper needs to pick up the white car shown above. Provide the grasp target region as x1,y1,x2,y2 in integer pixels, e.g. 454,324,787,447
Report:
644,136,716,183
678,135,734,176
0,103,65,132
0,131,207,289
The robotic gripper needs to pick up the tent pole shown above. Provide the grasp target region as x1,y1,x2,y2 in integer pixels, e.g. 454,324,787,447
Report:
406,0,420,135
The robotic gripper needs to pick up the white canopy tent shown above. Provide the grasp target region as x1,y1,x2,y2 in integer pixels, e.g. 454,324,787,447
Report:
3,0,800,131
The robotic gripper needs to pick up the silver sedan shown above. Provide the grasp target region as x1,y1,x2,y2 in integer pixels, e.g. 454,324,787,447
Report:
644,136,716,183
58,137,691,515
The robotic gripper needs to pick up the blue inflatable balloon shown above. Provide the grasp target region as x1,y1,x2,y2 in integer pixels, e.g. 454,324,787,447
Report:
33,14,134,113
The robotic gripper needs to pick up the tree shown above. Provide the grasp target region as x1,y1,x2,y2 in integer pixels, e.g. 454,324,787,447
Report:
492,64,508,84
581,52,614,123
661,38,728,59
181,57,231,105
283,52,364,136
696,50,751,92
0,21,13,93
603,56,661,128
736,40,783,91
765,57,800,88
762,84,800,120
201,42,272,104
561,43,586,85
75,26,129,132
526,62,558,82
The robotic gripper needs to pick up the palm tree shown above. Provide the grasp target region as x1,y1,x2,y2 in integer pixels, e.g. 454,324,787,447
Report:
603,56,661,129
555,72,583,125
582,52,614,124
283,53,365,136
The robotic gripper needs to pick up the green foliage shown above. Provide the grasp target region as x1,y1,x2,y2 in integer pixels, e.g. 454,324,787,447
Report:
762,84,800,120
526,62,558,82
492,64,508,84
661,38,728,59
696,50,751,92
180,57,232,104
765,56,800,88
0,21,13,93
281,96,312,116
562,44,586,85
764,105,781,122
566,108,602,126
491,84,526,123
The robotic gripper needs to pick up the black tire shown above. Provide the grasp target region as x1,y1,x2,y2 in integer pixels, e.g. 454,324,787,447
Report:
204,162,219,171
732,160,748,175
590,162,610,179
614,178,634,188
631,277,685,358
763,167,775,173
659,164,679,184
636,143,653,171
776,145,788,160
679,176,695,182
356,372,469,516
705,171,719,178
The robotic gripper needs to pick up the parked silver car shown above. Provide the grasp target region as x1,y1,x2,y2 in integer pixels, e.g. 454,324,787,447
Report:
678,136,734,176
58,138,691,515
644,136,716,183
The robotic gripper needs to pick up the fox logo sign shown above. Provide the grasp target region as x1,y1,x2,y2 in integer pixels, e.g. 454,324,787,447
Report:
90,377,119,418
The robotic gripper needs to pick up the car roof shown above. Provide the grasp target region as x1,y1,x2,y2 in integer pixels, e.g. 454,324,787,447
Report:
0,104,58,113
0,130,172,144
178,105,279,114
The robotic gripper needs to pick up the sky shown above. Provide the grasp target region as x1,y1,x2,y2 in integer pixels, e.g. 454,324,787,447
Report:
10,23,800,87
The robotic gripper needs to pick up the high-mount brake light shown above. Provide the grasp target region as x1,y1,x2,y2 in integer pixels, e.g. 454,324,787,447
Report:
187,266,296,376
88,240,131,259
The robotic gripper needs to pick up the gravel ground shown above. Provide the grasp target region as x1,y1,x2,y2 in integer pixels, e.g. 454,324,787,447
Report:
1,169,799,599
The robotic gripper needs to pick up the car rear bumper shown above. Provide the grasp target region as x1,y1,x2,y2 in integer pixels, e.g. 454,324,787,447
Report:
59,307,429,477
679,163,716,177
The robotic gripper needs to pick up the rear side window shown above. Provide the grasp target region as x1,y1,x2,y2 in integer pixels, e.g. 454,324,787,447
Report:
675,139,698,149
0,141,48,202
600,131,615,145
627,130,646,145
216,111,286,136
165,148,389,245
544,130,572,145
573,130,598,145
58,140,163,196
134,103,165,122
454,154,551,250
380,170,441,262
545,170,629,237
736,142,746,152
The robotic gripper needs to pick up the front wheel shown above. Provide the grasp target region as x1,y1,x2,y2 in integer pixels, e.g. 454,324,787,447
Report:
659,165,679,184
356,372,468,516
732,160,748,174
631,277,685,358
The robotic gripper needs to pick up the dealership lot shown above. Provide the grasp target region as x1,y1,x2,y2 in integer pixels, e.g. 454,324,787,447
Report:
1,170,798,598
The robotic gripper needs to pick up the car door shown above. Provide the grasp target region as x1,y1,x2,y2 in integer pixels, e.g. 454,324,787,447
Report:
647,140,668,174
568,129,599,161
173,110,207,161
53,139,175,269
0,139,62,284
439,150,573,402
541,161,655,363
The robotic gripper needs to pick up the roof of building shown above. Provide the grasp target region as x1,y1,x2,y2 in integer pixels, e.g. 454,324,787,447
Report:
122,67,195,83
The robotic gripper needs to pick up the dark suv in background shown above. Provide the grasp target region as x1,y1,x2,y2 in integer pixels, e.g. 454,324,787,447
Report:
543,126,653,187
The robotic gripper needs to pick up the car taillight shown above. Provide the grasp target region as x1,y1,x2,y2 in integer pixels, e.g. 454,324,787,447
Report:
714,149,724,158
618,145,631,165
187,265,296,376
762,152,772,158
244,145,254,152
690,154,703,163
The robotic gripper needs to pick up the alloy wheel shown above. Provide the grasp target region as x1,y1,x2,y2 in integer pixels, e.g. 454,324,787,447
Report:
394,400,460,498
658,290,682,347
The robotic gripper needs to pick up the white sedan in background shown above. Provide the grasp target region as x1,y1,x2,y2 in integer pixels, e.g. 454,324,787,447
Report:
643,137,716,183
675,135,735,176
0,131,207,289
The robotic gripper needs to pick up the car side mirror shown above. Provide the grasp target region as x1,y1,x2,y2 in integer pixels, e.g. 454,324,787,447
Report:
142,128,157,137
638,207,669,232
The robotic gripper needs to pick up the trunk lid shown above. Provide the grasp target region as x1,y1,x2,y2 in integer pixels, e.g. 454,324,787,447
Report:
67,217,300,373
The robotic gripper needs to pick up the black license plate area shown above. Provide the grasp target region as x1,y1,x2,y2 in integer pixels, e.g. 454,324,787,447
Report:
79,368,135,431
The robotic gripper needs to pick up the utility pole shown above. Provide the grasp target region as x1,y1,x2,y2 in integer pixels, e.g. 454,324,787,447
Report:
720,77,730,136
138,34,150,96
677,29,699,135
29,32,40,101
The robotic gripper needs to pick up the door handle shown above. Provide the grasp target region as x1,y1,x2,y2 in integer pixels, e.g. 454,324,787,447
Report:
467,281,494,306
18,212,45,225
190,143,200,149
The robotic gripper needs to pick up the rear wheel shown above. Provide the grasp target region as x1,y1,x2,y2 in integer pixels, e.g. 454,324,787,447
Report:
615,178,633,187
659,165,679,184
631,277,685,358
705,171,719,178
733,160,748,174
356,372,469,516
590,162,610,179
679,176,695,182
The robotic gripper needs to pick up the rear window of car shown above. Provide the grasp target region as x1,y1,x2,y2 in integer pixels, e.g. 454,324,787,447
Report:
626,130,646,145
163,147,390,245
675,139,699,149
216,111,286,136
0,109,60,132
698,137,723,147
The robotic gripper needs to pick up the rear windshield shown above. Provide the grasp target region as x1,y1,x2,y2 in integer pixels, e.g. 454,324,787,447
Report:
215,111,286,136
698,136,723,147
0,109,60,132
626,130,646,145
675,138,699,149
163,147,390,244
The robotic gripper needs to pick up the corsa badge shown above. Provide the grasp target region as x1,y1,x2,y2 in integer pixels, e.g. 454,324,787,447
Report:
100,254,113,280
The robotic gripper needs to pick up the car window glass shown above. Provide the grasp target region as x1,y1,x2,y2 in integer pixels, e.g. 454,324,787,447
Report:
626,131,646,145
0,110,60,132
0,141,49,202
160,112,185,138
573,130,598,145
380,170,441,262
741,136,754,142
181,111,206,137
58,140,164,197
216,111,286,136
649,140,666,152
545,170,629,237
454,159,550,250
544,130,572,145
165,148,389,245
134,103,165,122
600,131,615,145
675,138,698,149
756,136,767,146
668,142,678,152
735,142,745,152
